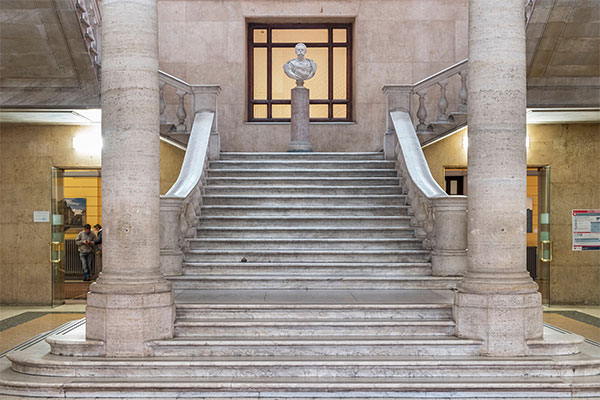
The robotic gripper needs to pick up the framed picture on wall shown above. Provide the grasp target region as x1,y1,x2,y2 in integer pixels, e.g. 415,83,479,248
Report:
63,198,86,229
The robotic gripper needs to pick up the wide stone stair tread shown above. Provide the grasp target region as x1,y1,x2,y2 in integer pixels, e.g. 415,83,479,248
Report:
188,238,424,250
220,151,385,160
175,318,455,325
196,226,416,238
208,168,399,177
199,205,411,216
207,176,401,185
156,335,480,344
211,160,396,169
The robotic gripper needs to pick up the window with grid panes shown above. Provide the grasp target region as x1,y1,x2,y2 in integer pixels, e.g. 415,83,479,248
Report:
248,23,352,122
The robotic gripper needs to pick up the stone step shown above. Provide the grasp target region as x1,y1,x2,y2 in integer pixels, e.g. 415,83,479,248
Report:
210,160,397,170
197,217,411,230
196,226,416,238
187,238,424,250
204,185,403,196
174,318,456,337
220,152,385,160
183,249,430,263
207,176,401,186
207,168,398,177
202,194,407,206
182,262,432,276
13,338,600,381
168,275,458,290
199,205,411,217
149,336,482,357
175,302,453,320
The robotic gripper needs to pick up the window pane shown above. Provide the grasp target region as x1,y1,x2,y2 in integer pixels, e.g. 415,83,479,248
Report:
253,104,267,119
450,180,458,195
271,48,296,100
253,48,267,100
333,47,347,99
272,29,328,43
333,29,347,43
333,104,346,119
253,28,267,43
310,104,328,119
272,104,291,119
303,47,328,100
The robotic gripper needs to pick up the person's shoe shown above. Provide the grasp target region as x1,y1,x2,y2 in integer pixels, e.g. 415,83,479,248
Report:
83,276,90,281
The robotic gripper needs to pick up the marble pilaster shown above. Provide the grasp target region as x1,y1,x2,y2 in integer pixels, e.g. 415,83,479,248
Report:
86,0,174,357
453,0,543,356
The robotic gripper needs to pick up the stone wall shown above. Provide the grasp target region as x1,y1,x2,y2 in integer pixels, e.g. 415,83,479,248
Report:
423,124,600,305
157,0,468,152
0,124,184,304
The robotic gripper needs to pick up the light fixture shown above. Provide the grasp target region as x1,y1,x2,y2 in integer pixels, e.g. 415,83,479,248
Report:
526,135,530,149
73,127,102,155
462,135,468,149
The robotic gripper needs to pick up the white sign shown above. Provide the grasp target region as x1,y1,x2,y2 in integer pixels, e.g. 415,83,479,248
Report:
33,211,50,223
572,209,600,251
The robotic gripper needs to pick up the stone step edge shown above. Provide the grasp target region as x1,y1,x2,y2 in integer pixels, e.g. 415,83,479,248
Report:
205,185,402,189
187,238,423,243
202,195,406,198
181,262,431,267
175,303,451,310
168,275,459,281
200,205,410,209
184,250,431,254
151,336,482,345
221,152,384,156
174,319,455,326
196,227,415,231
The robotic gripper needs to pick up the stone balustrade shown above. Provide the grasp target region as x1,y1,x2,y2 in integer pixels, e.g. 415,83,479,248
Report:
382,105,467,277
158,81,221,276
73,0,101,76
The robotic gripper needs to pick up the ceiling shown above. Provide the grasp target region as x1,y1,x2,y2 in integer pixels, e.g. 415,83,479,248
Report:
0,0,100,107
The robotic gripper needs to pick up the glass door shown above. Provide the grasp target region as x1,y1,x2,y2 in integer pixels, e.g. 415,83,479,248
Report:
537,166,551,305
51,167,65,307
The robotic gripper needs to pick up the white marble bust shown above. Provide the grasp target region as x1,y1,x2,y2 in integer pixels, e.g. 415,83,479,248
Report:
283,43,317,86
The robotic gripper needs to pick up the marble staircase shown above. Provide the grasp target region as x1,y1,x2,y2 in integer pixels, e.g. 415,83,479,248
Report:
1,152,599,398
168,151,460,291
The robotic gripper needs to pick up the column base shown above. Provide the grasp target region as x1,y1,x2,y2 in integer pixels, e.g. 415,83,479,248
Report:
288,141,313,152
453,291,543,356
86,281,174,357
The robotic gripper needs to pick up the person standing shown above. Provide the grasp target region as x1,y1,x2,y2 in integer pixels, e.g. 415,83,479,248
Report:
93,224,103,278
76,224,96,281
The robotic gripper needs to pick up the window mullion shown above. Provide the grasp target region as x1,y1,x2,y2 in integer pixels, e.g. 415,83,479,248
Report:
328,28,334,119
267,27,272,119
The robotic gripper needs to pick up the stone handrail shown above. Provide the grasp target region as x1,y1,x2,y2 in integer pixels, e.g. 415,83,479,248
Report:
384,60,469,145
387,110,467,277
158,80,221,276
73,0,101,77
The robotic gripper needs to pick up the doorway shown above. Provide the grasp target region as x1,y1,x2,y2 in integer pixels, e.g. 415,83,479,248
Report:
51,167,102,305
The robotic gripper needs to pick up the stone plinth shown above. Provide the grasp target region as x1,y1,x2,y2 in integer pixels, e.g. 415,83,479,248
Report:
431,196,467,276
288,86,312,152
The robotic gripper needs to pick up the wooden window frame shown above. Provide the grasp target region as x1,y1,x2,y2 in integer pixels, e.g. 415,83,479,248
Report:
247,23,353,122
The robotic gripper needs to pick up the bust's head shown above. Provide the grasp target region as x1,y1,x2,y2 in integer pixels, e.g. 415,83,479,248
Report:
295,43,307,59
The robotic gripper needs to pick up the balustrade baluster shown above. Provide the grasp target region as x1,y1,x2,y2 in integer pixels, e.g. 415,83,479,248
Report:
159,83,167,124
416,91,429,133
175,89,187,132
458,71,468,113
436,80,449,122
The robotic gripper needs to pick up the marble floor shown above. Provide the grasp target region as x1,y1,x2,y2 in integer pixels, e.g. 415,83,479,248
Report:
1,291,598,355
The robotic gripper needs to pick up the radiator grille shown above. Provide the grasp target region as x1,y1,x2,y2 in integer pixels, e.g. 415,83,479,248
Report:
65,239,96,278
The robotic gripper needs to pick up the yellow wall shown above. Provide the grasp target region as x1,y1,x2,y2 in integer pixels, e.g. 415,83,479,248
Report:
160,141,185,195
423,124,600,304
0,124,185,305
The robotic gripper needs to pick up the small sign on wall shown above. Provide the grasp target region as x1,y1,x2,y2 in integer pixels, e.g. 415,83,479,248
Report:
572,209,600,251
33,211,50,223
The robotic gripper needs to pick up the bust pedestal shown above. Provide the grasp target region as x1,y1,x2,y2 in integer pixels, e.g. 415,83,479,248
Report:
288,85,313,152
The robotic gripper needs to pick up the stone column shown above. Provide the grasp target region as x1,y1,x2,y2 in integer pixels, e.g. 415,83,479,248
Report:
86,0,174,357
288,86,312,152
453,0,542,356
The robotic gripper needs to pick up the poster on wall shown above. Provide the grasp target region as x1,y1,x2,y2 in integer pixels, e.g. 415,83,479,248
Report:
63,198,86,229
572,209,600,251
